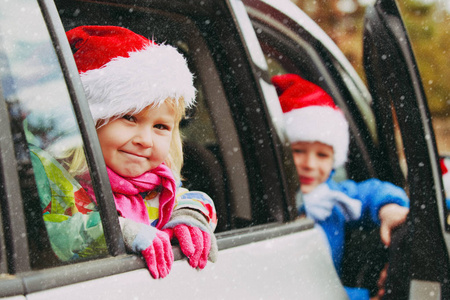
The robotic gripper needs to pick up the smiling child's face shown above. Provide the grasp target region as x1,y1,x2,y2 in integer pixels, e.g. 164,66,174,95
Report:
291,141,334,194
97,101,175,178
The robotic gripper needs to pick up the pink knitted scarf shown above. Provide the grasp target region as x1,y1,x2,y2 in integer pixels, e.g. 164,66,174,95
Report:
80,164,176,228
106,164,176,228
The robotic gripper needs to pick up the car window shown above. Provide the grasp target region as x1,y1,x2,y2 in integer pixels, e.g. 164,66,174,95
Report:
252,21,378,183
0,0,107,269
1,0,309,279
55,0,280,232
250,7,418,192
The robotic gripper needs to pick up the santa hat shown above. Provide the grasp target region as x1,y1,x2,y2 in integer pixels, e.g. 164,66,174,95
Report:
66,26,196,124
272,74,349,168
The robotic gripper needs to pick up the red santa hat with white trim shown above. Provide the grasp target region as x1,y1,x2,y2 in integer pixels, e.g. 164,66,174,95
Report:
272,74,349,168
66,25,196,124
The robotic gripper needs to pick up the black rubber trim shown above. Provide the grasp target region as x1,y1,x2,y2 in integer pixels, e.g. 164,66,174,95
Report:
216,218,314,250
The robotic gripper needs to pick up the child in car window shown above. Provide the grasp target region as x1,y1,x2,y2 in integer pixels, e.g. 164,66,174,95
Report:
40,25,217,279
271,73,409,300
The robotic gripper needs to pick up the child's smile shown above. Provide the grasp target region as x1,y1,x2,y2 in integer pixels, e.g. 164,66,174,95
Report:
291,141,334,194
97,102,175,177
120,150,150,161
298,176,315,185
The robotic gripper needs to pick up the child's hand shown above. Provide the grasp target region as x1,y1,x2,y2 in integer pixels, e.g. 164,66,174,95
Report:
379,203,409,246
165,224,211,269
119,217,174,279
140,230,173,278
372,263,388,300
164,208,218,269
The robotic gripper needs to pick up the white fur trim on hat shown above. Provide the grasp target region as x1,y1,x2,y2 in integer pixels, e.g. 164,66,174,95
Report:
80,43,196,123
284,106,349,168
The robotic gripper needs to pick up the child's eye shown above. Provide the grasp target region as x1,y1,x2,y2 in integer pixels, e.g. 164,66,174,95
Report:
154,124,170,131
122,115,136,122
318,152,331,158
292,148,305,154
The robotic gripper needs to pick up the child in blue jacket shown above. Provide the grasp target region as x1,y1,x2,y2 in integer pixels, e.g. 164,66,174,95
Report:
272,74,409,300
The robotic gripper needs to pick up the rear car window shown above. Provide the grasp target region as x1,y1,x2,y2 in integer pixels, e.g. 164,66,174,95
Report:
56,0,273,232
0,0,107,269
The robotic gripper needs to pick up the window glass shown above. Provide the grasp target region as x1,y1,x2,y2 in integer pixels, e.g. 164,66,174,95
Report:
0,0,107,268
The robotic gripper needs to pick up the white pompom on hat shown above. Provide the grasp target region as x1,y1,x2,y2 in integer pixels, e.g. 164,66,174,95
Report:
66,25,196,124
272,74,349,168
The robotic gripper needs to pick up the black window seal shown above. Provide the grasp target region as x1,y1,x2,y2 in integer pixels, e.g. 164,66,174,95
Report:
216,218,314,250
0,88,30,274
38,0,126,256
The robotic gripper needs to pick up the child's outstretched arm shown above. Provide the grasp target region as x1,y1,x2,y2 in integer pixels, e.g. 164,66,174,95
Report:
119,217,174,279
163,189,218,269
378,203,409,246
333,178,409,227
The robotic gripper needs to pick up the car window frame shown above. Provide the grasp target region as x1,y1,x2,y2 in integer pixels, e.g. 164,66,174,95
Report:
39,0,126,256
224,0,299,223
0,0,144,285
363,1,450,294
0,84,30,275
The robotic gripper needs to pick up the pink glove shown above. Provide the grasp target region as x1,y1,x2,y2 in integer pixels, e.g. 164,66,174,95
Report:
165,224,211,269
163,209,217,269
141,230,174,278
120,217,174,279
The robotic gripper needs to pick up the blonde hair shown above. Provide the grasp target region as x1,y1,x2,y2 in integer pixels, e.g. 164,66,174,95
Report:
64,97,186,182
58,144,89,177
162,97,186,183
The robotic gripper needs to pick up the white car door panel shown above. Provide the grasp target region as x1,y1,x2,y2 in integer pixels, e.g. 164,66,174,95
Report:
26,226,347,300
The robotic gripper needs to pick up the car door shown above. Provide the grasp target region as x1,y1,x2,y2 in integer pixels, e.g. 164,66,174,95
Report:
244,0,450,298
0,0,349,299
363,0,450,299
244,0,396,294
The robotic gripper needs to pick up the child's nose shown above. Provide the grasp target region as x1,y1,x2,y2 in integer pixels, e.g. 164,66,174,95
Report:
301,153,317,169
133,127,153,148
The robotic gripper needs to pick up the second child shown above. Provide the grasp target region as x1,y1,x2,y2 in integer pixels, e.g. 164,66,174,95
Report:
272,73,409,299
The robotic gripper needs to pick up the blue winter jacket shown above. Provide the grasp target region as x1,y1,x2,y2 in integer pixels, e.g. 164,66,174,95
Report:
301,177,409,300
